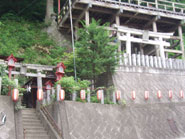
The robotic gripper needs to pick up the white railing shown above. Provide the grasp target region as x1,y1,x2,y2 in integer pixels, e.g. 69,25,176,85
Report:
119,53,185,70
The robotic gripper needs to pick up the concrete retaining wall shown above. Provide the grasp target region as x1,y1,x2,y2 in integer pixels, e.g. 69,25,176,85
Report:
46,101,185,139
0,96,16,139
113,66,185,104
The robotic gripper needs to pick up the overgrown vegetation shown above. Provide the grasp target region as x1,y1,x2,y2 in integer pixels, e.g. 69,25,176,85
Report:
0,65,25,95
0,13,65,65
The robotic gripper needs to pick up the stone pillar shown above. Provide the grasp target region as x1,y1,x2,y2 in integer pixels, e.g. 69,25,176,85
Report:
153,21,160,57
124,53,129,66
126,32,131,65
137,54,141,66
112,91,116,104
141,55,145,66
154,56,158,68
158,57,162,68
101,90,104,104
132,54,136,66
47,89,51,104
149,56,154,67
0,77,2,95
37,71,42,90
178,25,185,58
87,88,91,103
145,55,149,67
169,58,173,69
72,91,77,101
159,37,165,59
56,84,61,101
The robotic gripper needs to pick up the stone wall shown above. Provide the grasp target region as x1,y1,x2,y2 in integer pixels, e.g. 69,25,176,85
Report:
46,101,185,139
0,96,16,139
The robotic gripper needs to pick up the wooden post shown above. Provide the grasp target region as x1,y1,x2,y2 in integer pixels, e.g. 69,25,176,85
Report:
85,10,89,26
0,77,1,95
116,15,121,52
178,25,185,58
126,32,131,65
155,0,158,9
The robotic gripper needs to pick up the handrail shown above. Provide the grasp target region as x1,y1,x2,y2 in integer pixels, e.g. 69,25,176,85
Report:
40,106,62,137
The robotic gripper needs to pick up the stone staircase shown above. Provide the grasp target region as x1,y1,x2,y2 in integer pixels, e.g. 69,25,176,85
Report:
22,108,50,139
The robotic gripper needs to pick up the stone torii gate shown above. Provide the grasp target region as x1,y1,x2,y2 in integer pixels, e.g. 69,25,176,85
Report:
0,58,56,92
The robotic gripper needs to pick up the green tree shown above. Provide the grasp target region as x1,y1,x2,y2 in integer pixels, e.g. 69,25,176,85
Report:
75,19,119,87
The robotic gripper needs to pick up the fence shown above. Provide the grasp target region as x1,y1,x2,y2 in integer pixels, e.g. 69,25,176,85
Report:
119,53,185,70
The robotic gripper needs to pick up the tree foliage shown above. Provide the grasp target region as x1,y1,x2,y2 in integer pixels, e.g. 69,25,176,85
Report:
75,19,119,86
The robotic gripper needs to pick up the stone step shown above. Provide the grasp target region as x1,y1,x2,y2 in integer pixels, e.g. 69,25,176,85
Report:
22,110,36,113
23,119,41,123
23,123,44,127
24,130,48,134
23,126,45,130
22,116,39,121
25,134,50,139
22,114,37,117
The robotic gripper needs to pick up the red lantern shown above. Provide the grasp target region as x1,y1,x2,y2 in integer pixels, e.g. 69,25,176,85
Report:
97,90,103,100
45,80,53,90
144,91,149,100
115,90,121,100
56,62,66,81
157,90,162,99
132,91,136,100
180,90,184,98
59,89,65,101
169,90,173,99
12,89,19,102
7,54,17,68
80,90,86,100
37,89,43,101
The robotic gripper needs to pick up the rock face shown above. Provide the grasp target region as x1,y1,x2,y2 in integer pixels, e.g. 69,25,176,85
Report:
44,15,71,49
0,96,15,139
45,101,185,139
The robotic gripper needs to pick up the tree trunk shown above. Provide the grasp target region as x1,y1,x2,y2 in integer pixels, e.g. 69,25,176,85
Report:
45,0,54,24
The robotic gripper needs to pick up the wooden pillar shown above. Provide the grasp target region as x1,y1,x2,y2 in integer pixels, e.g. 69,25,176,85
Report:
155,0,158,9
85,10,89,26
116,15,121,52
178,25,185,58
126,32,131,65
0,77,1,95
